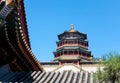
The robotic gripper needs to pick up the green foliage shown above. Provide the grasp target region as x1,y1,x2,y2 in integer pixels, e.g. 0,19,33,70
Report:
94,67,106,83
94,52,120,83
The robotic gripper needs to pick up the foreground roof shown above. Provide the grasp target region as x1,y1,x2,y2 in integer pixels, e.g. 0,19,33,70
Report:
0,0,43,71
0,71,94,83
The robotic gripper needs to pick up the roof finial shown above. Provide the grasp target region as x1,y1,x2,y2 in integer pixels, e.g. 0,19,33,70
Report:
71,24,74,30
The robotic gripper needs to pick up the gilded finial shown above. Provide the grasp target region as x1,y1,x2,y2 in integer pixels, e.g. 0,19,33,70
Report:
69,24,75,32
71,24,74,30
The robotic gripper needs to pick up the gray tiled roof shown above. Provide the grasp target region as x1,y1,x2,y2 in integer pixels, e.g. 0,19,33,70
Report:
0,71,94,83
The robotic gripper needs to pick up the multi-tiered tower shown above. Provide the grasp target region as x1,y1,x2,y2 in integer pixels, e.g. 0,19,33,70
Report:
53,24,93,65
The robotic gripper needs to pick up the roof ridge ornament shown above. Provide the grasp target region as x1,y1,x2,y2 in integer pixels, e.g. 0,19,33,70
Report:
71,24,74,30
69,24,76,32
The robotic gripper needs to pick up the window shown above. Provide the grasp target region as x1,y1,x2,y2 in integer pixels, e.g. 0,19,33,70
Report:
74,51,78,54
69,51,73,55
57,44,59,47
64,51,67,55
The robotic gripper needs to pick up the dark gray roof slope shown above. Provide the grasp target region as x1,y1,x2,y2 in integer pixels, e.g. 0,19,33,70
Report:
0,71,94,83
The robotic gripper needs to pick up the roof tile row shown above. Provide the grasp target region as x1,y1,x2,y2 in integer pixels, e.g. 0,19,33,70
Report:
0,71,94,83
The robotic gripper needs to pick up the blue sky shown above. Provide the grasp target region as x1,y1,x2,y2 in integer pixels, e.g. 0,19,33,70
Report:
24,0,120,62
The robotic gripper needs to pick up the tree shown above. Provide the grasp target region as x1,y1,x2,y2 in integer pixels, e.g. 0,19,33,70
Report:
94,52,120,83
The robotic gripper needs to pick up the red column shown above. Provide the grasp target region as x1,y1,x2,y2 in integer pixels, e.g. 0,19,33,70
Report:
59,61,61,65
77,61,80,65
62,50,64,55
